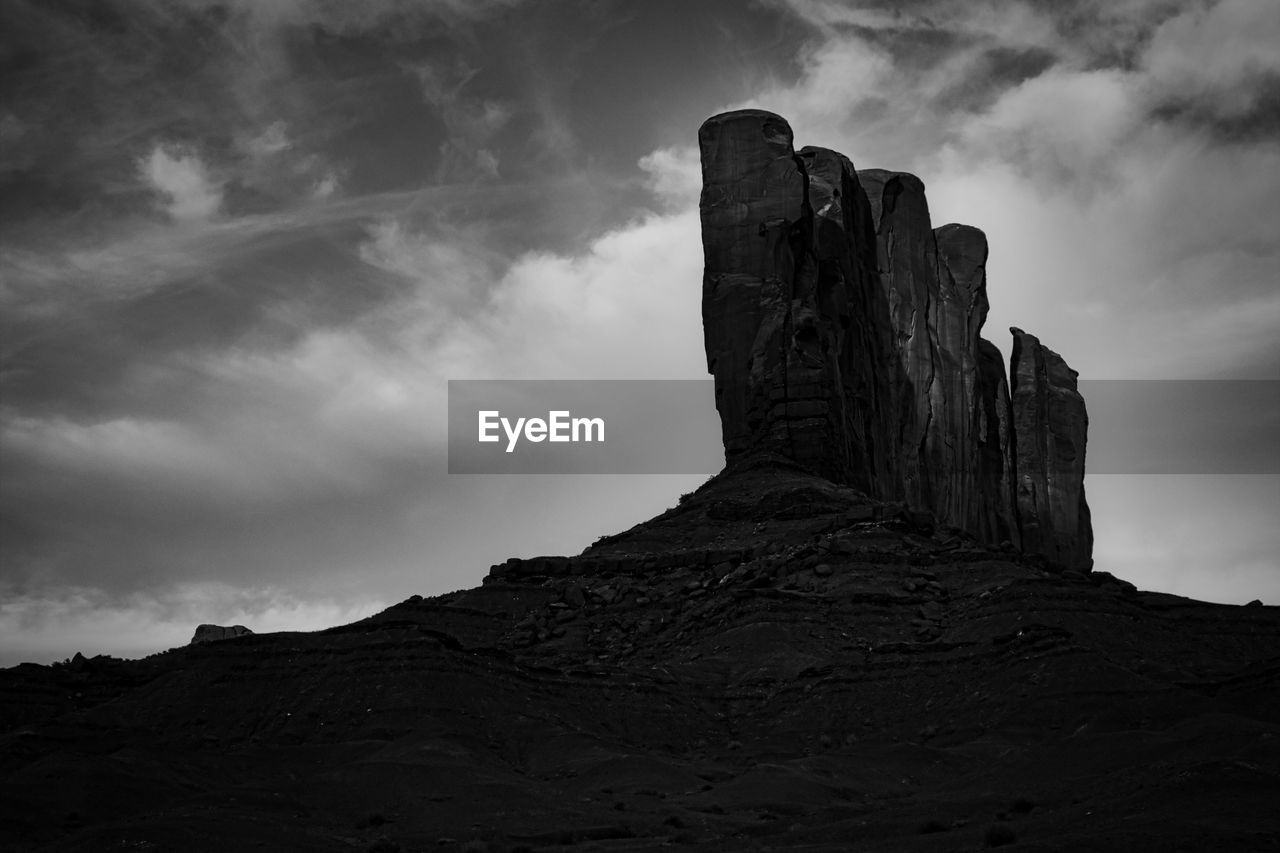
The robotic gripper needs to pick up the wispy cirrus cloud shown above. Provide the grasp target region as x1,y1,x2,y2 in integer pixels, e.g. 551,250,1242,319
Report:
410,59,514,180
139,142,224,222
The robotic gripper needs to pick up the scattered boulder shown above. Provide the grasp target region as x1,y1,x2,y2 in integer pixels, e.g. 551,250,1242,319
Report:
564,583,587,609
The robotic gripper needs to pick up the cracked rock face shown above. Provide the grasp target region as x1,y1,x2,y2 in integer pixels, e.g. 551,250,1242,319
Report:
796,144,901,498
859,168,938,511
1010,328,1093,571
698,110,807,466
976,337,1020,548
699,109,1089,570
698,110,898,496
931,224,1020,549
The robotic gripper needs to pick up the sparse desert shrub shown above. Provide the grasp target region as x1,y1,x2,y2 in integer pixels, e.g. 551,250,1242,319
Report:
985,823,1017,847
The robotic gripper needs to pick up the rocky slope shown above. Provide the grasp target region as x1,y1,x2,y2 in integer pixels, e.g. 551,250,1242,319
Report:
2,461,1277,851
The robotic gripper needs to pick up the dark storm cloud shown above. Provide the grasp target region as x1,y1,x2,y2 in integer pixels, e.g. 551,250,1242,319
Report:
769,0,1280,165
0,0,432,232
0,0,554,605
0,180,558,421
929,45,1059,112
2,0,692,428
1148,73,1280,143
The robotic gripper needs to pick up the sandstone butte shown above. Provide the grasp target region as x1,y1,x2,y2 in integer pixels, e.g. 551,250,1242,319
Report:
1,112,1277,852
699,109,1090,573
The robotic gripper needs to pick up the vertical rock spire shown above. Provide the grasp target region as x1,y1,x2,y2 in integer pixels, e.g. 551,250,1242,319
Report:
698,109,896,495
859,169,939,510
698,110,807,465
976,338,1020,548
1010,328,1093,570
698,109,1091,571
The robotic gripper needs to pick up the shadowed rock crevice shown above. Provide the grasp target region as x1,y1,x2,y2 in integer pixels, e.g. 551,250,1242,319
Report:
699,109,1091,570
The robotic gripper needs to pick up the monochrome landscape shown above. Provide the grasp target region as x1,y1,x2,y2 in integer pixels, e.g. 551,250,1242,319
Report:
2,2,1278,850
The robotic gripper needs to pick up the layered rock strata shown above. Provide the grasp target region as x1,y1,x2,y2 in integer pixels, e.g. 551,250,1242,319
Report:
699,109,1089,569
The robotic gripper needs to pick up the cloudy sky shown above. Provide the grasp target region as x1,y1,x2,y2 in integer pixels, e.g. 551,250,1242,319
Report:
2,0,1277,665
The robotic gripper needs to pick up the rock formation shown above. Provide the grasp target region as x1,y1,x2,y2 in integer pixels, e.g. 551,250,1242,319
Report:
976,337,1020,547
699,109,1089,569
858,169,937,509
1010,327,1093,570
189,624,252,644
933,224,1021,549
5,110,1275,853
698,111,899,499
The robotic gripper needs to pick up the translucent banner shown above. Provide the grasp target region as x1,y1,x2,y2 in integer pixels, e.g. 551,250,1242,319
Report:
448,379,1280,475
1082,380,1279,475
447,380,722,474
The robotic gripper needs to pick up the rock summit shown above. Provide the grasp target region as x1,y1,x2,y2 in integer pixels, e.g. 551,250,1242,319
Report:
699,109,1091,571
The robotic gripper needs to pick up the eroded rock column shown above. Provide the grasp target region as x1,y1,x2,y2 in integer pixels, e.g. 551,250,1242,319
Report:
1010,327,1093,570
699,109,806,463
796,145,900,497
976,338,1020,548
697,108,1092,570
858,169,940,510
699,110,891,492
932,223,1023,543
